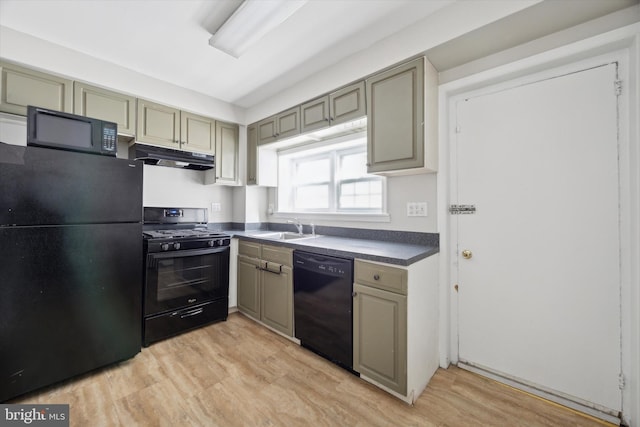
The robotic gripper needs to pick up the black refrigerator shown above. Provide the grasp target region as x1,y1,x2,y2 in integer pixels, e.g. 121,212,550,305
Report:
0,142,143,402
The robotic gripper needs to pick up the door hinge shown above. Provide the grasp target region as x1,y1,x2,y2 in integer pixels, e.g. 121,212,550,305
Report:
449,204,476,215
614,80,622,96
619,373,625,390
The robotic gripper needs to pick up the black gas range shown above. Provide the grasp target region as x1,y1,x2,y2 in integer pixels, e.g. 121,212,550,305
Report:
142,207,230,346
143,228,231,252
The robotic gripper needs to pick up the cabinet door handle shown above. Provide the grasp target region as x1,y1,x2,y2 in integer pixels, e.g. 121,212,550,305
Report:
373,274,380,280
352,291,358,297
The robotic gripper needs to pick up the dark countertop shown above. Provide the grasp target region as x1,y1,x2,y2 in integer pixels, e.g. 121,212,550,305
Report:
227,230,438,266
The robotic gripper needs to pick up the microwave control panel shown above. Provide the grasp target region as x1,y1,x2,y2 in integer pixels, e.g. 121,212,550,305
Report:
101,122,117,154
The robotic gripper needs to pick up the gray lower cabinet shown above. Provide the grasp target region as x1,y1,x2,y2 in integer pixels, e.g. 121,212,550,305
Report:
353,256,439,403
74,82,136,135
261,263,293,335
366,57,437,174
214,120,239,184
237,241,293,337
301,81,366,133
0,61,73,115
353,261,408,395
237,255,261,319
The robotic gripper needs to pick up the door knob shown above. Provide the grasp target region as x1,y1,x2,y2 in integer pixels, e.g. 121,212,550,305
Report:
462,250,473,259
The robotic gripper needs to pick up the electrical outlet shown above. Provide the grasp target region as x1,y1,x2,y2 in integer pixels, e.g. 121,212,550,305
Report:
211,202,221,212
407,202,428,217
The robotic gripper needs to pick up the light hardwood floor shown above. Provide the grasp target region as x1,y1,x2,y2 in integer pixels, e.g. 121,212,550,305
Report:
12,312,612,426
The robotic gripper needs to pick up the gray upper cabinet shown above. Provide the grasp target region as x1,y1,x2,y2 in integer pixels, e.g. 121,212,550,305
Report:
247,124,258,185
257,107,300,145
214,120,239,184
138,99,215,155
137,98,180,149
0,61,73,116
181,111,215,155
366,57,425,174
257,116,277,145
301,81,366,133
300,96,330,133
74,82,136,135
275,107,300,140
330,81,366,125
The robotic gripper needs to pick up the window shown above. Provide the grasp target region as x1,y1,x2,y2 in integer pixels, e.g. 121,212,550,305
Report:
278,134,386,214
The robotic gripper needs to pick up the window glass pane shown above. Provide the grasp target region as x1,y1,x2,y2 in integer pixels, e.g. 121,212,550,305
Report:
295,185,329,209
278,135,385,214
296,159,330,184
339,179,383,209
340,152,367,179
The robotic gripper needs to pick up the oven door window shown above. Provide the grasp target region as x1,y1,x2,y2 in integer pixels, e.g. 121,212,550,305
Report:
145,247,229,314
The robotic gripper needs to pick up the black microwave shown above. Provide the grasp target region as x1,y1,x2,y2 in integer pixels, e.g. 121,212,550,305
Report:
27,106,117,156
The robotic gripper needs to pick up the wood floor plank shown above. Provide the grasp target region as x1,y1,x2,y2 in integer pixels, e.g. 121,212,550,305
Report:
10,312,613,427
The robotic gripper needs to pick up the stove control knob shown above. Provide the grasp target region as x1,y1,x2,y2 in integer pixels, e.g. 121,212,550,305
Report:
208,240,216,247
173,242,181,250
161,243,169,251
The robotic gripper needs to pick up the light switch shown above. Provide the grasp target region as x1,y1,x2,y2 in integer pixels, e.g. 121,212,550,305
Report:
407,202,427,217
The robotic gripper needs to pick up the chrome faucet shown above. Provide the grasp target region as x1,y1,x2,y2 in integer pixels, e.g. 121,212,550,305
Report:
287,218,304,235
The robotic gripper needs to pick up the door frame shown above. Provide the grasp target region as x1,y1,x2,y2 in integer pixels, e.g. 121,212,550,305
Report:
437,24,639,425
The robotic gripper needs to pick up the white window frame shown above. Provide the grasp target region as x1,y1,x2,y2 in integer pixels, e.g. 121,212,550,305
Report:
276,133,389,222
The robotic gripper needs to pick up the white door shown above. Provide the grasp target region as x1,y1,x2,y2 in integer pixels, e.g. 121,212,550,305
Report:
455,63,621,415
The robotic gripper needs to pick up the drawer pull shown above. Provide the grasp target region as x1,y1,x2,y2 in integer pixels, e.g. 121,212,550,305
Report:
179,308,204,319
373,274,380,280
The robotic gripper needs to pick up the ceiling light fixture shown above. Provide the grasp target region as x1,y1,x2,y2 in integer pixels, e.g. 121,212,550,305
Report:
208,0,307,58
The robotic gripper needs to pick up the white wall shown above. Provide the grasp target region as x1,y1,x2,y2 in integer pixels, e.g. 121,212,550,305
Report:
0,26,245,124
243,1,541,234
0,26,246,222
142,165,233,225
266,173,437,232
245,1,540,123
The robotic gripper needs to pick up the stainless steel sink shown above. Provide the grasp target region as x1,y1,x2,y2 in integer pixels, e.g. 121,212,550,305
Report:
249,231,316,240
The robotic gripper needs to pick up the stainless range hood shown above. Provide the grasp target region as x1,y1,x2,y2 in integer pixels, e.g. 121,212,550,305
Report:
129,143,214,170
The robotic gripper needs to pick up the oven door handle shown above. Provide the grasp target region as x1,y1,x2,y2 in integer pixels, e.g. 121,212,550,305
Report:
150,247,228,259
176,307,204,319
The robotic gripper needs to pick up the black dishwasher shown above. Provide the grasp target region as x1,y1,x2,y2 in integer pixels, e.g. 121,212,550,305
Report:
293,251,355,372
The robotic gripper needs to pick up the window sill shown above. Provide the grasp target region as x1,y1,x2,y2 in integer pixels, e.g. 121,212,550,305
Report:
273,211,390,223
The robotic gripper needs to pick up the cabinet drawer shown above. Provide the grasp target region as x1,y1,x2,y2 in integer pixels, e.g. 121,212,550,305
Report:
262,244,292,267
239,240,261,258
354,260,407,295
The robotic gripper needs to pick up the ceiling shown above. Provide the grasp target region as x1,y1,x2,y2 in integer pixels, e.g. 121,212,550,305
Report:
0,0,637,110
0,0,451,108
